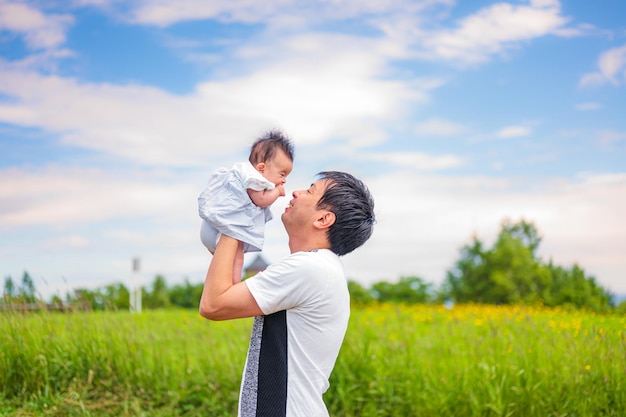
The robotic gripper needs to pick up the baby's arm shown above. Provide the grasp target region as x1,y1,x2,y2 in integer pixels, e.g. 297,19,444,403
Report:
248,184,285,208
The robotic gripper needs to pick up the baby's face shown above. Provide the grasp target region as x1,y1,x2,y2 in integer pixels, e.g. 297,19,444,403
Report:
258,149,293,186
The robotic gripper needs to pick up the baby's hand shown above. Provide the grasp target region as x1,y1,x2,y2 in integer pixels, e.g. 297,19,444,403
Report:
248,185,285,208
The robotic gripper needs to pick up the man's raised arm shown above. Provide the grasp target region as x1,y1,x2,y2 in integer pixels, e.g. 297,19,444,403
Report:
199,235,263,321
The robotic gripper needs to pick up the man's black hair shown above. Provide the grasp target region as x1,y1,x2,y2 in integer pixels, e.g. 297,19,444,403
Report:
316,171,375,256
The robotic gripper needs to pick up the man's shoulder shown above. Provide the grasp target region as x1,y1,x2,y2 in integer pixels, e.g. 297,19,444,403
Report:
281,250,343,283
247,250,345,314
263,250,340,276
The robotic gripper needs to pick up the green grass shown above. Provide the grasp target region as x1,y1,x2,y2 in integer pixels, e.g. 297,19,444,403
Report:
1,304,625,416
330,304,626,416
1,309,248,416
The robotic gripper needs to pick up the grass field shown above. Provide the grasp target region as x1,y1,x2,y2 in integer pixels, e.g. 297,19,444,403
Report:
1,304,625,416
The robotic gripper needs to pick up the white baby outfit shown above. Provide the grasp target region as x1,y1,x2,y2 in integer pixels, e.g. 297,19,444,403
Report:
198,161,275,253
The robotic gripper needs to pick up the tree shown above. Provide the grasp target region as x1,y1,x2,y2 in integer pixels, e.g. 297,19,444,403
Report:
442,218,612,311
445,219,548,304
101,283,130,310
547,263,613,311
144,275,171,309
20,271,37,304
50,294,64,309
3,276,15,301
371,276,432,304
501,218,542,255
68,288,104,310
443,237,488,303
485,226,551,304
169,279,203,309
347,280,374,305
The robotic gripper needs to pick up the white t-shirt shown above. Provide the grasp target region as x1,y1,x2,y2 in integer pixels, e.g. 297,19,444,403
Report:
241,249,350,417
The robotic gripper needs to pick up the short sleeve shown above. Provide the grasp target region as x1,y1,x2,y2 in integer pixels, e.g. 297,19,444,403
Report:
245,252,327,315
232,162,275,191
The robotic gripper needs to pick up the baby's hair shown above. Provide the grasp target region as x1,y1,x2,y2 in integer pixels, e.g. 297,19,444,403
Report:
249,129,295,165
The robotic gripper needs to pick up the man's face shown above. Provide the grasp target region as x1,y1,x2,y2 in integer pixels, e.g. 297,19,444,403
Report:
281,179,329,231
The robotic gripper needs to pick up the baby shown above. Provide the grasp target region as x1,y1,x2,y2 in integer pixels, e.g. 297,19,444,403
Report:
198,130,294,284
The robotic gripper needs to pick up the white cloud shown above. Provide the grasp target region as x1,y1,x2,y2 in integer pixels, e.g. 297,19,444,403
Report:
0,48,75,73
2,166,625,299
123,0,452,28
128,1,240,26
341,170,626,294
47,0,574,71
0,0,578,77
0,32,441,166
596,43,626,84
0,1,74,49
420,0,570,64
365,151,463,170
579,43,626,87
414,118,466,136
42,235,91,250
578,72,605,87
0,166,197,227
575,102,602,111
1,0,624,301
595,130,626,146
496,125,532,138
74,0,111,6
530,0,559,7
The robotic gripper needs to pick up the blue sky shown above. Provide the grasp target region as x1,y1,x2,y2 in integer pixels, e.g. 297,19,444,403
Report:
1,0,625,300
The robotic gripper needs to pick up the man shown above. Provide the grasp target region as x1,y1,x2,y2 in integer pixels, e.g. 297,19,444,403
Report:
199,171,376,417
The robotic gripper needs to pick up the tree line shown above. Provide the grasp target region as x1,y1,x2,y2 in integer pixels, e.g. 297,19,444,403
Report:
2,219,624,313
1,272,204,311
350,219,621,313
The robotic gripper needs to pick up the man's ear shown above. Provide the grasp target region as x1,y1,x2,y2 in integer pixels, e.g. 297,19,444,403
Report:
313,211,336,230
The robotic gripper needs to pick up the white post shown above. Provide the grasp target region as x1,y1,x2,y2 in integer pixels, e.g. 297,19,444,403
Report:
130,257,142,313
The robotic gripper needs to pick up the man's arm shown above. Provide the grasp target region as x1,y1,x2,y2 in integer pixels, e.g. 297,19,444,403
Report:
199,235,264,321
